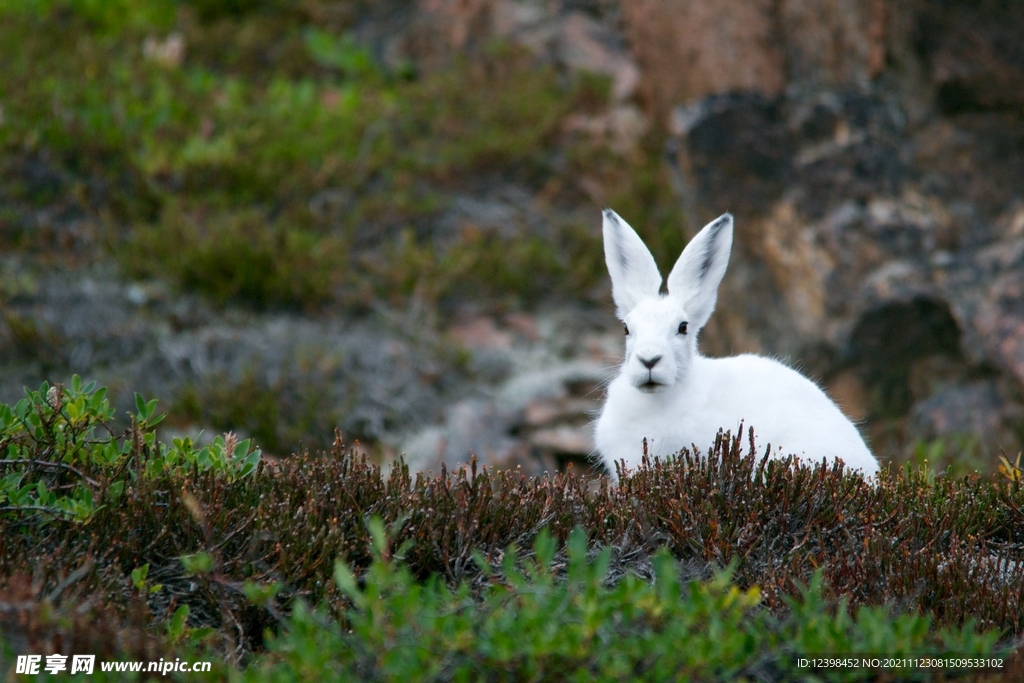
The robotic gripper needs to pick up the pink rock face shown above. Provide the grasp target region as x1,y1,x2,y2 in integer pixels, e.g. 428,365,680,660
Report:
777,0,888,87
622,0,1024,124
557,13,640,103
621,0,786,120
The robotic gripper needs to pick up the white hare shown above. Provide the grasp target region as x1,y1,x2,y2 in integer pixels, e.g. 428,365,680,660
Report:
594,209,879,478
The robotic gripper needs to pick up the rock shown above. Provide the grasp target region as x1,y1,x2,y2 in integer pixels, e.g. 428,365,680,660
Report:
670,93,798,223
974,269,1024,388
908,380,1021,457
557,12,639,102
398,308,613,473
411,0,641,88
777,0,889,89
917,0,1024,113
826,369,869,422
397,0,649,152
907,354,969,405
0,261,469,454
142,32,185,69
449,316,514,351
563,104,649,155
529,425,593,455
665,87,1024,459
521,394,596,464
503,312,539,341
523,399,563,427
0,259,614,473
416,0,493,52
622,0,786,121
623,1,1024,125
523,397,592,426
401,397,524,472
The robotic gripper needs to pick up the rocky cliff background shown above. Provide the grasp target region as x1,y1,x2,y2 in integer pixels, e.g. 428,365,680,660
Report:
1,0,1021,475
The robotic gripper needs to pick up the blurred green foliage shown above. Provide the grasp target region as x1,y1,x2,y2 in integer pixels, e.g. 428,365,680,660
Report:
0,0,684,311
907,434,988,479
171,365,345,455
0,0,177,33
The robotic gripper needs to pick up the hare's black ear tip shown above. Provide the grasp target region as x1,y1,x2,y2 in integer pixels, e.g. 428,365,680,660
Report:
602,207,615,218
707,213,734,233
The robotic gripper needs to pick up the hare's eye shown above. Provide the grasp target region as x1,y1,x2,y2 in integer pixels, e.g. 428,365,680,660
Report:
623,323,629,336
678,321,688,335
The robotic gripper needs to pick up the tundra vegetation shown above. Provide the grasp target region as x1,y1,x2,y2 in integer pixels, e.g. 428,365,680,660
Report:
2,378,1023,680
1,1,1023,680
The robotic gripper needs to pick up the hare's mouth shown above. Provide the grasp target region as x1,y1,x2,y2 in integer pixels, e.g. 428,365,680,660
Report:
638,379,664,393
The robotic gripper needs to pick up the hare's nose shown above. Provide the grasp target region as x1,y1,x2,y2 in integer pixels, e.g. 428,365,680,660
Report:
639,355,662,370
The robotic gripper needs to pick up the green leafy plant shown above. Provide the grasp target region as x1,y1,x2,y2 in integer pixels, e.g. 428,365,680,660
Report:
245,521,1004,682
163,603,216,649
131,562,164,596
180,551,214,576
0,376,151,522
147,432,262,481
0,376,261,524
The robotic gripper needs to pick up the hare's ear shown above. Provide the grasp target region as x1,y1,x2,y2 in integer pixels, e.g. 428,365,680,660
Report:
666,213,733,331
603,209,662,318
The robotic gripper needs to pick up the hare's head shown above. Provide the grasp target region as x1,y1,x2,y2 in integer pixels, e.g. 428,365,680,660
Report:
602,209,733,393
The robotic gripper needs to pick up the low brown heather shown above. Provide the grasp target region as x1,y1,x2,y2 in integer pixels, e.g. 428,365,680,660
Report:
3,429,1023,660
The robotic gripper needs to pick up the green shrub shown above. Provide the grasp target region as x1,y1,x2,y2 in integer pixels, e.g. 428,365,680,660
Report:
245,523,1002,683
373,227,569,307
124,203,345,308
0,376,260,524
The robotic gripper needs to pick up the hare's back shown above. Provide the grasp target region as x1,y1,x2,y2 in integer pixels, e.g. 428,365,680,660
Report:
706,354,849,424
703,354,875,470
709,354,836,404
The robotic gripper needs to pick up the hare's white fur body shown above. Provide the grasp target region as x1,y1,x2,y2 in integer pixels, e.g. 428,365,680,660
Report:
594,209,879,477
